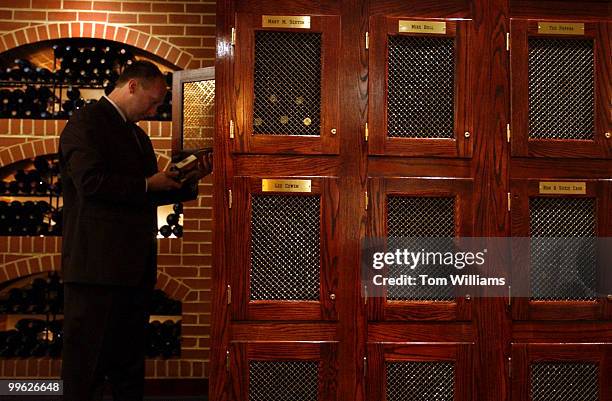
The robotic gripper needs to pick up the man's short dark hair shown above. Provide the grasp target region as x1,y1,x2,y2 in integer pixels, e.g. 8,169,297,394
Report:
115,60,164,88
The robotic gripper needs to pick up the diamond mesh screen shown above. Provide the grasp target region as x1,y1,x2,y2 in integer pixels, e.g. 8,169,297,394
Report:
253,31,321,135
250,195,320,301
529,197,597,301
250,361,318,401
182,80,215,150
386,197,455,301
528,38,595,139
387,361,455,401
387,36,455,138
531,362,599,401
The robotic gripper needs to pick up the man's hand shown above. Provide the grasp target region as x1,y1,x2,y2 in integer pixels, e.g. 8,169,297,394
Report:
146,171,182,191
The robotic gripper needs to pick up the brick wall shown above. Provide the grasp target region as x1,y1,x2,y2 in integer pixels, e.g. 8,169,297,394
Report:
0,0,215,380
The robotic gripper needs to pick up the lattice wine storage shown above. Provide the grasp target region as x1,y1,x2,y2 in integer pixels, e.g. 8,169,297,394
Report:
366,177,474,321
510,179,612,320
510,19,612,158
368,17,473,157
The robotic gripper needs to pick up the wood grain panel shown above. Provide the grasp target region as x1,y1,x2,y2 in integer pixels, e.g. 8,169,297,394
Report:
368,322,473,342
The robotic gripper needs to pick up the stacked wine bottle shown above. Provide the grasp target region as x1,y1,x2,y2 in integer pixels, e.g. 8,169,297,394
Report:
0,156,62,236
0,40,173,120
146,319,181,359
0,272,181,358
159,203,184,238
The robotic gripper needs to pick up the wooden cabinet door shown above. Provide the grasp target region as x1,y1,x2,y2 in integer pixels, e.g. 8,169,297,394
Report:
510,179,612,320
366,177,473,321
368,16,473,157
230,176,339,321
231,342,338,401
171,67,215,153
510,19,612,158
367,343,472,401
511,343,612,401
233,13,340,155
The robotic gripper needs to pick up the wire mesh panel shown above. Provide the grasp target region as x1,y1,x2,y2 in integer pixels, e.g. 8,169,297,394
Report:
182,80,215,150
249,361,319,401
529,197,597,300
250,195,320,300
531,362,599,401
387,36,455,138
528,38,595,139
253,31,321,136
386,361,455,401
386,197,455,301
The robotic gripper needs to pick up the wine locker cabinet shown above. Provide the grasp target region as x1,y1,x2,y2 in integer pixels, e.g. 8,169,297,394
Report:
367,17,473,158
232,13,340,155
229,342,338,401
366,177,474,321
213,1,612,400
510,20,612,158
510,179,612,320
511,344,612,401
229,176,339,321
366,343,473,401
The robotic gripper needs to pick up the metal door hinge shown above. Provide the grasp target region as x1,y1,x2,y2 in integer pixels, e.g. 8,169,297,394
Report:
231,27,236,46
508,357,512,378
226,349,230,371
229,120,235,139
506,33,510,51
508,285,512,307
365,191,369,210
506,123,511,143
365,122,369,142
363,356,367,377
227,284,232,304
364,284,368,304
228,190,232,209
507,192,511,212
365,32,369,49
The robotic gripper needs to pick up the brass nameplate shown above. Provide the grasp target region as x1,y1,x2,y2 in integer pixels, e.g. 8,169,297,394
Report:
262,15,311,29
539,181,586,195
538,22,585,35
399,20,446,34
262,179,312,193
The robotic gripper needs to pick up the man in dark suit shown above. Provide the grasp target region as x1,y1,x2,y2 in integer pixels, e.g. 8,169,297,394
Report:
59,60,211,401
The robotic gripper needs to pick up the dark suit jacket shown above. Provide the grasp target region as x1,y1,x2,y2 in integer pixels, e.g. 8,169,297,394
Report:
59,97,197,287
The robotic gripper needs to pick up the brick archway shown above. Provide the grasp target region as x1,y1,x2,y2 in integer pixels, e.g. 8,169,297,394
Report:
0,253,192,302
0,137,172,170
0,22,192,69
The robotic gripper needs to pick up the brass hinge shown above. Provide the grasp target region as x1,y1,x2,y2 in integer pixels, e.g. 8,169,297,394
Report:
506,123,511,143
365,31,369,49
364,284,368,305
507,192,511,212
226,349,230,371
508,357,512,379
363,356,367,377
227,284,232,305
508,285,512,307
229,119,235,139
230,27,236,46
365,191,369,210
506,32,510,51
228,190,232,209
365,122,369,142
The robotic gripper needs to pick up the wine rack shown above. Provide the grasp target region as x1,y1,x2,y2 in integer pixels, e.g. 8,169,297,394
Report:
0,273,182,359
0,39,174,120
0,155,62,237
